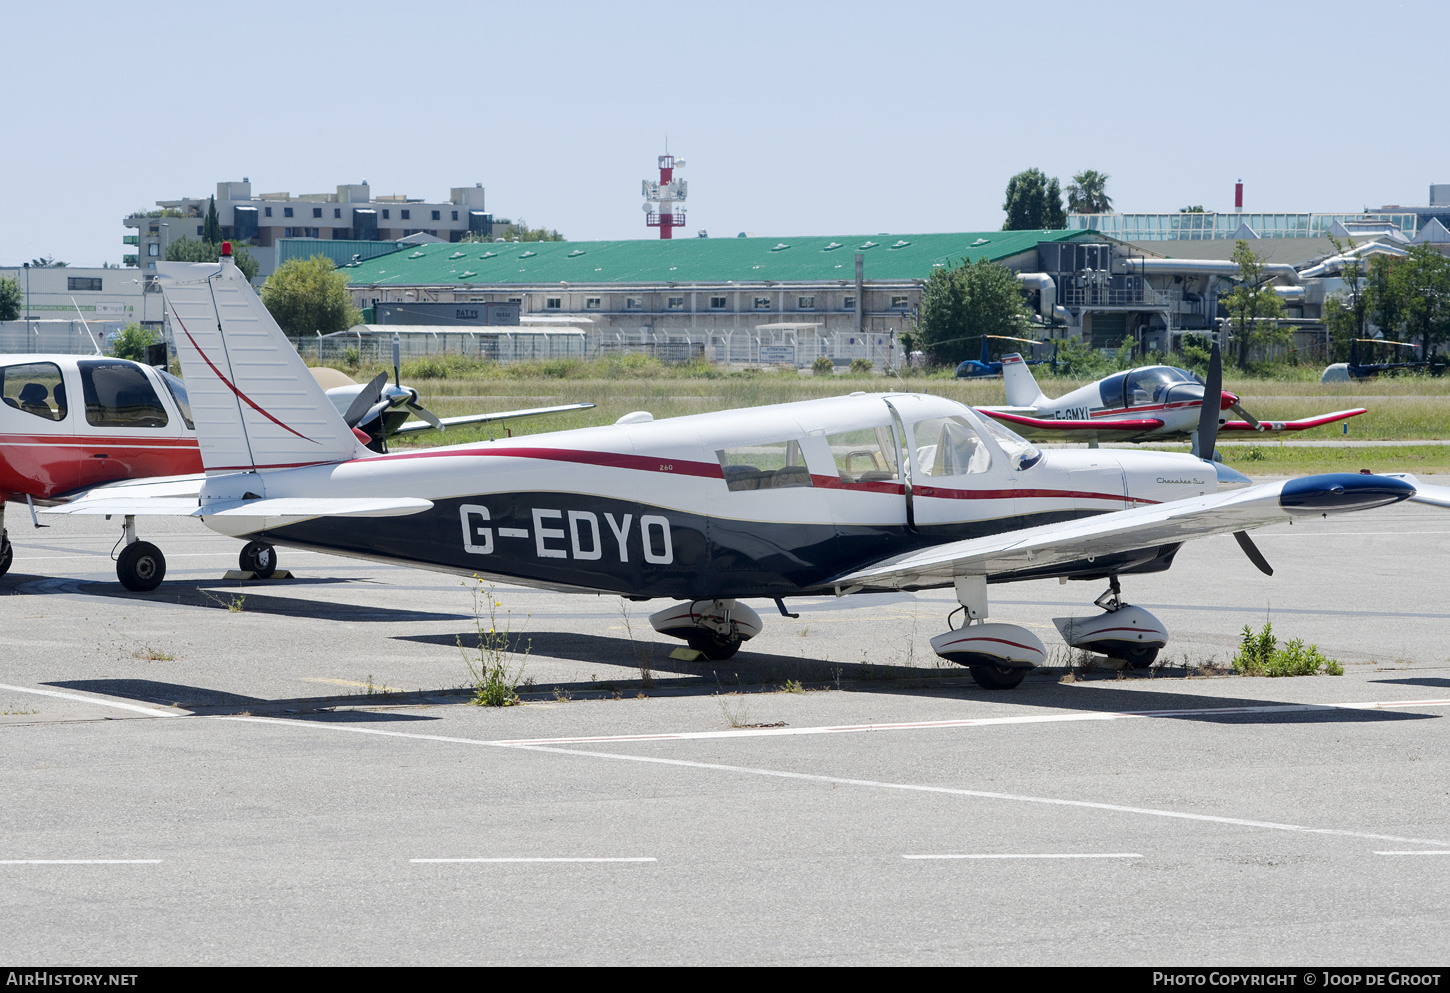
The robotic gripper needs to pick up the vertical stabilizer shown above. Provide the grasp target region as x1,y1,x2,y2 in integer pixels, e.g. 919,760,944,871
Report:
1001,353,1049,408
157,255,363,474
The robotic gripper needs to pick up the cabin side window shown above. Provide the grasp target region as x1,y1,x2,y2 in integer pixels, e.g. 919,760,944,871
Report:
78,360,168,429
157,370,194,430
0,362,68,421
909,416,990,476
825,426,899,484
717,439,813,491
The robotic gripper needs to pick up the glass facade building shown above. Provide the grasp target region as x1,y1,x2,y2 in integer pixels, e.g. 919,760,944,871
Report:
1066,211,1419,240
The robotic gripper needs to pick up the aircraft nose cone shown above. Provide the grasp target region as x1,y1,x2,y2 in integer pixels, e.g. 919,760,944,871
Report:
1221,391,1239,411
1279,472,1416,514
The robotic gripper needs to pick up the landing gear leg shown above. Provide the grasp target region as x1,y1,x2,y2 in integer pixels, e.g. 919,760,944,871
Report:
0,502,11,578
929,575,1044,689
115,515,166,592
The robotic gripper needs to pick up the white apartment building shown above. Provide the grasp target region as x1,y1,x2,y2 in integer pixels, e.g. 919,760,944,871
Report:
123,180,491,276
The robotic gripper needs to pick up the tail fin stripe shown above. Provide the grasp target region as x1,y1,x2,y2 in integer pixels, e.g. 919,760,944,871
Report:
171,310,318,445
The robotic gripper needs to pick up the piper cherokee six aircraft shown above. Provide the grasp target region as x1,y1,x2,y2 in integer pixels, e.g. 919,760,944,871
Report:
0,351,590,577
30,246,1450,690
978,353,1367,453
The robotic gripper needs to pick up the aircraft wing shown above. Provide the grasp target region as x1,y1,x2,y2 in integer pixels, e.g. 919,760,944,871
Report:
392,402,596,435
1381,473,1450,509
829,473,1414,590
977,408,1166,443
1219,408,1367,433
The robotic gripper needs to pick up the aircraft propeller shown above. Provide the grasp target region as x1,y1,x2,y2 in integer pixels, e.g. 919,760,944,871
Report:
1194,340,1273,576
392,333,444,430
341,371,390,429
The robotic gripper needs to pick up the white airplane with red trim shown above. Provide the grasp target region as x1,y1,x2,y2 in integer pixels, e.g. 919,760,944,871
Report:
979,353,1366,454
31,247,1450,690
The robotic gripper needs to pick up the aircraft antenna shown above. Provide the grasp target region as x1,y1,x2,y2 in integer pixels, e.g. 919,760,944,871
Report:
70,297,103,355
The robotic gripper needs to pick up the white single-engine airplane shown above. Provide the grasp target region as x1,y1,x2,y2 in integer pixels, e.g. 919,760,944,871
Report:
979,353,1366,454
34,247,1450,689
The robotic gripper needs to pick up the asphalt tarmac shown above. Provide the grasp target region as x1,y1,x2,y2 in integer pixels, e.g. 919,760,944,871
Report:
3,485,1449,966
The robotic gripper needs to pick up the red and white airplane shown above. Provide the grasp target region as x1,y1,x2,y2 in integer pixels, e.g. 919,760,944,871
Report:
25,247,1448,689
979,353,1367,454
0,352,589,577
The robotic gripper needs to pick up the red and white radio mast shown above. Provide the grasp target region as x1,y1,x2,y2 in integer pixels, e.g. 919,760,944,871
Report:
642,153,687,239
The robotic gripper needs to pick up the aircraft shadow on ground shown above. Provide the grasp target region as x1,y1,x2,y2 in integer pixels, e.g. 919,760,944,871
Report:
45,678,447,722
1367,676,1450,689
62,580,471,623
396,629,1440,726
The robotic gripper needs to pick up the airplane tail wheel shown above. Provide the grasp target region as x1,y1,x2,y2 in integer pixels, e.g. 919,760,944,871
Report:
239,540,277,579
1118,645,1160,669
968,665,1027,690
117,541,166,592
685,630,742,661
0,532,12,578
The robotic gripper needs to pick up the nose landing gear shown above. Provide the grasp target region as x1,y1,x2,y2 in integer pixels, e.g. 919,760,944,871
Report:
1052,576,1168,669
649,599,764,661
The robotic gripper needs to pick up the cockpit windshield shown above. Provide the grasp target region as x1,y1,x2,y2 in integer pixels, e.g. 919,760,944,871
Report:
976,413,1042,470
1101,366,1202,409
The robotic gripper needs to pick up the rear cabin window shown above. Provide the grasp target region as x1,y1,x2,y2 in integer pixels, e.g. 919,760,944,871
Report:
78,360,168,428
157,370,194,430
826,426,899,484
0,362,68,421
717,439,813,491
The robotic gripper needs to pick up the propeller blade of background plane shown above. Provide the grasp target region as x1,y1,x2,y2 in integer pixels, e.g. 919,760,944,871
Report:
405,400,444,429
1234,530,1274,575
393,333,402,388
1193,341,1222,459
1230,402,1261,429
343,372,389,428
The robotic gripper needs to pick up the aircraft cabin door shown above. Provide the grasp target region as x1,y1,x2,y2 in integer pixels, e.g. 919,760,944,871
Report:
899,409,1018,538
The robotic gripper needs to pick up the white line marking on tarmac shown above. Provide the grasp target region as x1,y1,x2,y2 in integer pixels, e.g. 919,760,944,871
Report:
0,683,185,718
411,852,655,858
903,853,1143,860
0,860,163,864
1373,851,1450,856
474,697,1450,746
221,716,1450,848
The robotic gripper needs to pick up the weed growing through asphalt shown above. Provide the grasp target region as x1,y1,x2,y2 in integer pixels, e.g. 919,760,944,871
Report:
782,679,804,694
1231,620,1343,676
458,576,529,706
617,598,655,689
131,645,176,662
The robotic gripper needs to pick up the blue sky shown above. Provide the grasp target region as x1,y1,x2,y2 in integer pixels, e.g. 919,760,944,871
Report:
2,0,1444,266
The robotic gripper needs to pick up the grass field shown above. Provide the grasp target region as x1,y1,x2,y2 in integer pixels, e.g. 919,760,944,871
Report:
324,354,1450,475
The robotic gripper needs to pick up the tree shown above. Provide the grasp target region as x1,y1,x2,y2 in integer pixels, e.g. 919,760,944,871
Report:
261,254,362,338
165,236,259,281
1366,253,1404,344
1321,235,1367,362
462,217,564,242
1179,205,1205,213
202,196,222,244
1222,240,1286,369
28,256,67,268
1066,170,1112,214
913,257,1030,365
1002,169,1066,230
109,322,157,361
1395,245,1450,360
0,275,20,321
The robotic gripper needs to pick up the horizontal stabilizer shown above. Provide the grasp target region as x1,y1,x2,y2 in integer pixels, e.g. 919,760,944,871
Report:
392,402,596,435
